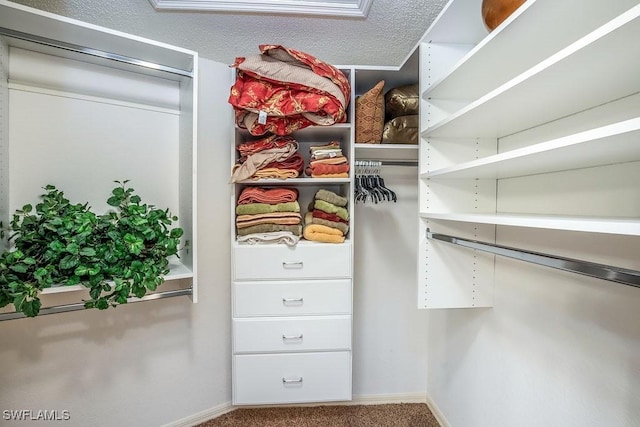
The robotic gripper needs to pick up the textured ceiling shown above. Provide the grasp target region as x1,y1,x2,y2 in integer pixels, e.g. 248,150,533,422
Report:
8,0,447,67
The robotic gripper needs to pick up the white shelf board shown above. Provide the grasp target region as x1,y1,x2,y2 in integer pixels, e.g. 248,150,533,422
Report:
423,0,638,101
355,143,418,161
420,212,640,236
423,5,640,138
40,260,194,295
233,239,352,248
421,118,640,179
236,178,351,185
236,123,351,140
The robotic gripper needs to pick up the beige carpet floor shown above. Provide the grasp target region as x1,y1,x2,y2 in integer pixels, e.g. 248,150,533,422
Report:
196,403,440,427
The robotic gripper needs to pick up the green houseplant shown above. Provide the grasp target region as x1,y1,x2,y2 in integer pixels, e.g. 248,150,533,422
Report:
0,181,183,317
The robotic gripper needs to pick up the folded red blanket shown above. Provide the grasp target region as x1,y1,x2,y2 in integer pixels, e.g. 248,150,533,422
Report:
263,152,305,174
306,163,350,176
313,209,348,224
237,135,297,160
238,187,298,205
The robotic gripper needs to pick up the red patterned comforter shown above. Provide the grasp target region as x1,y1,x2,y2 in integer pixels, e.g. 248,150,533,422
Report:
229,45,351,136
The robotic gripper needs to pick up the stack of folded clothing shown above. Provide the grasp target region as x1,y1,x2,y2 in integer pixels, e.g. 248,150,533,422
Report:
303,189,349,244
236,187,302,245
305,141,349,178
231,134,304,183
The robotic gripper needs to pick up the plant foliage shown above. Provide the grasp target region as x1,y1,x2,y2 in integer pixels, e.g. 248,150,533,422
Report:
0,181,183,317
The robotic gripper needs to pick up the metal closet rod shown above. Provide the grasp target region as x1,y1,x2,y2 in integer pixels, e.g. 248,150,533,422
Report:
0,27,193,78
426,230,640,288
0,288,193,321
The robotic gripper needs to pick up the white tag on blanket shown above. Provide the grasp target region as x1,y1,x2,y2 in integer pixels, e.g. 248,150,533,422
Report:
258,110,267,125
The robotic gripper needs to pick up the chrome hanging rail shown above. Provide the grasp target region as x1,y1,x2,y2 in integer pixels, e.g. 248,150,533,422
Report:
0,27,193,78
426,230,640,288
0,288,193,321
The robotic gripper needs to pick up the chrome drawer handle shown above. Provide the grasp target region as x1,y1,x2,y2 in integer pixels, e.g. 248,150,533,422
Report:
282,334,303,341
282,377,303,384
282,261,303,269
282,297,304,305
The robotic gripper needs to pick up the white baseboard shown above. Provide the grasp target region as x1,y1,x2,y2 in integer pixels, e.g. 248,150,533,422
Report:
165,393,434,427
425,394,451,427
162,401,234,427
351,392,428,405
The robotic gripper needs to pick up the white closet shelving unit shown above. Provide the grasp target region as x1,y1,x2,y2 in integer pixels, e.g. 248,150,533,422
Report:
230,70,355,405
418,0,640,308
0,0,199,315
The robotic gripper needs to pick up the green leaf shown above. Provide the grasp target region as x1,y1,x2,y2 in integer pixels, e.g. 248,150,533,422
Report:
123,233,144,255
9,263,29,273
107,196,122,207
79,247,96,257
23,257,37,265
34,267,49,281
49,240,65,252
130,217,147,227
74,265,89,276
59,255,79,270
22,204,33,213
170,228,184,238
65,242,80,254
96,298,109,310
112,187,125,197
89,286,101,300
22,299,42,317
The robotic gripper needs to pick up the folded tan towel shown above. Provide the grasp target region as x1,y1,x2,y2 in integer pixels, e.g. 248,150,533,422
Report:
305,212,349,235
303,223,345,243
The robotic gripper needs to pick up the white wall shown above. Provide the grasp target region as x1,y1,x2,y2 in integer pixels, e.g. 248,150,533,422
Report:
353,165,429,398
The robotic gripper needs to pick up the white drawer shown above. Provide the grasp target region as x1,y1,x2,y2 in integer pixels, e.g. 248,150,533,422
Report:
233,242,351,280
233,351,352,405
233,315,351,353
233,279,351,317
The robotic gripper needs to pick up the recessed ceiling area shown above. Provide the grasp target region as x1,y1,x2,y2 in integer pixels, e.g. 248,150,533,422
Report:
7,0,448,67
147,0,373,18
